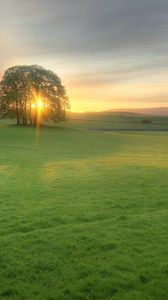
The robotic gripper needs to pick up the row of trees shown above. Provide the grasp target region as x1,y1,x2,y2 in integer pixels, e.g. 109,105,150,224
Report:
0,65,70,126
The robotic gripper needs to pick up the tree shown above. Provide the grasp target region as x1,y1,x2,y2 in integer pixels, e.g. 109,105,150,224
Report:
0,65,70,126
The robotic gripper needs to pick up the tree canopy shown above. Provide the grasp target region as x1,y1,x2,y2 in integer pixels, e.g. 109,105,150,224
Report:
0,65,70,126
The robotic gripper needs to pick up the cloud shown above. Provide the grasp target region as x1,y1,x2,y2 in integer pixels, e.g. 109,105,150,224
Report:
0,0,168,109
1,0,168,56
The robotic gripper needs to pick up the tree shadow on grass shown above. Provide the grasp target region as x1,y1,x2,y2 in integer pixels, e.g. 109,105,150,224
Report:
9,123,66,130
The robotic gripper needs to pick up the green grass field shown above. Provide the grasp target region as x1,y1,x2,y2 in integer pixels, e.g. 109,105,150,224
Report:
66,111,168,130
0,117,168,300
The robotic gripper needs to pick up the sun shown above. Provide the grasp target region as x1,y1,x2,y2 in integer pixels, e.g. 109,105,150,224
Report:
31,97,45,110
37,98,43,109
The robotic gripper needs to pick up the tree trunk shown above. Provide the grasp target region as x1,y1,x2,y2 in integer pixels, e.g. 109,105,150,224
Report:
16,102,20,125
16,114,20,125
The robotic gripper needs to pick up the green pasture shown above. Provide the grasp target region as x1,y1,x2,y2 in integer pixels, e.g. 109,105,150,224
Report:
0,118,168,300
66,111,168,130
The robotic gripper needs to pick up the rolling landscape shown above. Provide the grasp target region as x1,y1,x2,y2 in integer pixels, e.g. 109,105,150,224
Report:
66,110,168,130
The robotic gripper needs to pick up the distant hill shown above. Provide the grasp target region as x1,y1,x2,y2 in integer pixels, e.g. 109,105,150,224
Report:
66,109,168,131
108,107,168,116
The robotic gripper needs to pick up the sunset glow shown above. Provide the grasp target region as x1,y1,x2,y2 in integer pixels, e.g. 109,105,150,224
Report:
1,0,168,112
31,97,45,110
37,98,44,109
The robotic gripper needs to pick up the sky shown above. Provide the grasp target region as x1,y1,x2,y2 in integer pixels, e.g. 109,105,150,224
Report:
0,0,168,112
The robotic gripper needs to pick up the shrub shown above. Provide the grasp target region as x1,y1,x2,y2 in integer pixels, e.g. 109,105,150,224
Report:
142,118,152,124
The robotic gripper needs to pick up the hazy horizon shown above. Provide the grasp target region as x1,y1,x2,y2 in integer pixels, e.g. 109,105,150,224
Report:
68,106,168,115
1,0,168,112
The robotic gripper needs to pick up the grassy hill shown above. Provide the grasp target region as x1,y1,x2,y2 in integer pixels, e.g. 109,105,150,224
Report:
66,111,168,130
109,107,168,116
0,120,168,299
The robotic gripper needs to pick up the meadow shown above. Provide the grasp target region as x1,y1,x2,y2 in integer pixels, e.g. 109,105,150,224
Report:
66,111,168,130
0,116,168,300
